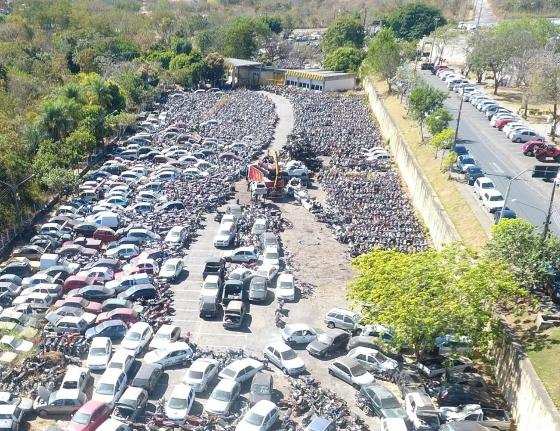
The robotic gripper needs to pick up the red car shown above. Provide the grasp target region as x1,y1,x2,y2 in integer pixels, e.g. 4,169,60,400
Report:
95,307,138,325
67,401,110,431
54,297,102,314
494,117,515,130
522,139,547,156
63,275,89,293
93,227,117,243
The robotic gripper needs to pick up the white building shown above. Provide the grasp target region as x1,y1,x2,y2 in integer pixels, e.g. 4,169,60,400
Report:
284,69,356,92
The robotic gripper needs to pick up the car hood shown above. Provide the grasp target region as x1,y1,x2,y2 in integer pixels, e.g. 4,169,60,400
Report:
284,357,305,370
251,392,271,405
93,392,115,404
159,268,176,277
353,373,375,386
214,233,231,241
205,398,229,415
148,339,169,351
307,341,328,353
165,407,187,420
144,350,165,364
120,339,141,351
87,354,110,367
382,407,408,419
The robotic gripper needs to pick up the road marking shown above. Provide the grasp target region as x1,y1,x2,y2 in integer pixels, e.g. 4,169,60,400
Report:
173,318,199,324
173,298,199,302
196,332,247,338
489,162,504,174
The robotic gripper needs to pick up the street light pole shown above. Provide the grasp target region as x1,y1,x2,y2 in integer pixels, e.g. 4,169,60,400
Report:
542,178,558,243
498,168,532,222
476,0,484,29
453,96,464,149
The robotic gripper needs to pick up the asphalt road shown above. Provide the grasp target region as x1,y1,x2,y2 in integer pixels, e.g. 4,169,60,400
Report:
423,71,560,236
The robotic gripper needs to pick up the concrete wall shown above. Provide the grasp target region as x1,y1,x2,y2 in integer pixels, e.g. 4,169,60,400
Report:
363,79,461,249
494,333,560,431
324,76,355,92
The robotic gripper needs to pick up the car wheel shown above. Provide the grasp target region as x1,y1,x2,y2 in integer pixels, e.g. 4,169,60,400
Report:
327,322,335,329
515,138,522,143
328,368,333,375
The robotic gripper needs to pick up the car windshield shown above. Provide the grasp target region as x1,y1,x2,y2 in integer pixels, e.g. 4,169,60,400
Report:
350,365,366,376
253,384,270,394
316,334,332,344
168,397,188,409
221,368,236,378
420,414,440,427
126,331,141,341
489,196,503,202
0,413,12,419
109,361,123,369
245,412,265,426
72,412,91,424
281,350,297,360
482,183,493,189
212,389,231,401
97,383,115,395
265,252,278,259
63,380,78,389
280,282,292,289
188,370,204,379
380,396,400,409
91,348,107,356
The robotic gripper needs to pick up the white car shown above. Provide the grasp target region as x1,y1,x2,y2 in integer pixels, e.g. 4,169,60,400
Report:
93,369,127,405
276,273,295,301
165,384,195,422
263,342,306,376
159,258,184,281
120,322,153,355
200,275,221,297
107,349,135,374
96,418,131,431
481,189,505,213
165,226,187,244
205,379,241,417
261,246,280,267
106,244,140,260
504,123,528,138
86,337,112,371
61,365,91,393
236,400,279,431
347,347,399,373
510,129,542,143
328,357,375,387
473,177,495,198
144,342,193,369
281,324,319,345
223,247,259,263
182,358,220,392
254,264,278,282
149,324,182,350
219,358,264,383
251,218,266,236
213,222,235,247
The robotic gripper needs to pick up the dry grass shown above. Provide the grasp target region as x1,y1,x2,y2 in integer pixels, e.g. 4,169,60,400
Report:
371,79,489,249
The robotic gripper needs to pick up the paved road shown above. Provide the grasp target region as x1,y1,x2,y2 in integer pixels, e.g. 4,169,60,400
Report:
423,71,560,236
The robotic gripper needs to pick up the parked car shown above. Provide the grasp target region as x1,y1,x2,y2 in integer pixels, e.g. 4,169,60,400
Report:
481,190,505,213
263,342,306,376
164,384,195,422
205,379,241,417
149,324,182,350
276,273,295,301
235,400,278,431
360,384,407,419
130,362,163,394
144,342,193,369
92,369,127,405
67,400,111,431
404,392,441,431
86,337,112,371
307,329,350,358
324,308,361,331
493,207,517,222
182,358,220,393
33,388,87,418
456,155,477,173
219,358,264,383
223,247,259,263
473,177,495,198
250,372,273,405
327,357,375,387
281,324,319,345
464,165,484,186
510,129,542,143
121,322,153,355
96,308,137,325
117,285,157,301
107,350,135,374
165,226,188,245
114,387,148,421
85,320,127,341
159,258,184,281
347,347,399,374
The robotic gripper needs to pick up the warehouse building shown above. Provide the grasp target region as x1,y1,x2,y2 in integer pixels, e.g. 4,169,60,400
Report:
225,58,284,88
284,69,356,92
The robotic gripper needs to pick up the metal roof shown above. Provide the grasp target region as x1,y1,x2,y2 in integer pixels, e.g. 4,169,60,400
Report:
226,58,262,67
285,69,356,80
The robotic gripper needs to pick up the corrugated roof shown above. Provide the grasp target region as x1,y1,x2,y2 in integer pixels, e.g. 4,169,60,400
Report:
285,69,356,80
226,58,262,67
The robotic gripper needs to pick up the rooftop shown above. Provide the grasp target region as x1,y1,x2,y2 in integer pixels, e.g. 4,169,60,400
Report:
226,58,262,68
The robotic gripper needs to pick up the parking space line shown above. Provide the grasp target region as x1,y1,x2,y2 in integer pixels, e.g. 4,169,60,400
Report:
196,332,247,338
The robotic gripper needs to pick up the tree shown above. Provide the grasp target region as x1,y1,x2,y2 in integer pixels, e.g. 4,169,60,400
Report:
260,16,283,34
429,127,454,157
170,36,192,55
362,28,402,93
203,53,225,87
321,14,365,54
426,107,452,135
323,46,364,73
430,24,458,66
385,3,446,41
408,83,447,139
347,246,524,356
219,17,270,59
530,43,560,138
486,218,560,290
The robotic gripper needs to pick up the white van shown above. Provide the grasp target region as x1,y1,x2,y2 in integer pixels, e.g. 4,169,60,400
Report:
87,211,120,228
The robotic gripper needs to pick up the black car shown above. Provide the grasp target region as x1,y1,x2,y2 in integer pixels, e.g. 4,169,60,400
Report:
74,223,98,237
437,384,494,408
306,329,350,358
43,265,73,282
493,207,516,223
359,384,407,419
202,258,224,282
0,260,32,278
85,319,127,340
118,284,157,301
395,369,426,398
131,363,163,394
465,165,484,185
250,372,273,405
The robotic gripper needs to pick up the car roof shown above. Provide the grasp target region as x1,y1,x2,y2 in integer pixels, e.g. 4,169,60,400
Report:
268,341,292,352
307,416,333,430
485,189,503,197
285,323,312,333
79,400,106,414
100,368,125,382
251,372,272,386
111,349,133,360
120,386,145,400
156,324,179,335
190,358,217,371
170,383,193,397
334,356,360,368
64,365,88,380
129,321,151,331
251,400,276,415
227,358,262,371
215,378,238,391
277,273,293,282
91,337,110,347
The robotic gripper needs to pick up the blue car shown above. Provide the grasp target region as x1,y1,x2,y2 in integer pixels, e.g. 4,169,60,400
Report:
453,144,468,156
457,155,476,172
85,319,127,341
117,284,157,301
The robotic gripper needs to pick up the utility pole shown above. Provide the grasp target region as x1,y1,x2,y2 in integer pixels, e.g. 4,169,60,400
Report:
476,0,484,29
542,178,558,243
497,168,532,222
453,96,464,149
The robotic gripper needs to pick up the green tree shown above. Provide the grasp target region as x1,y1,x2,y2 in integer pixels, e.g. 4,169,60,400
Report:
408,83,447,139
362,28,402,93
426,107,453,135
486,218,560,289
203,53,225,86
429,127,454,157
385,3,446,41
321,14,365,54
323,46,364,73
219,17,270,59
260,16,283,34
170,36,192,55
348,246,524,356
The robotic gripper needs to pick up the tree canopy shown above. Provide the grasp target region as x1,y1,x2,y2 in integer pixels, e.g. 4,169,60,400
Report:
218,16,270,59
408,83,447,137
321,14,365,54
323,46,365,73
362,28,403,93
385,3,446,41
348,245,525,356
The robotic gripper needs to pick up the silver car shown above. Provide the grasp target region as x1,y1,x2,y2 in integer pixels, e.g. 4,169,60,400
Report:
205,379,240,416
